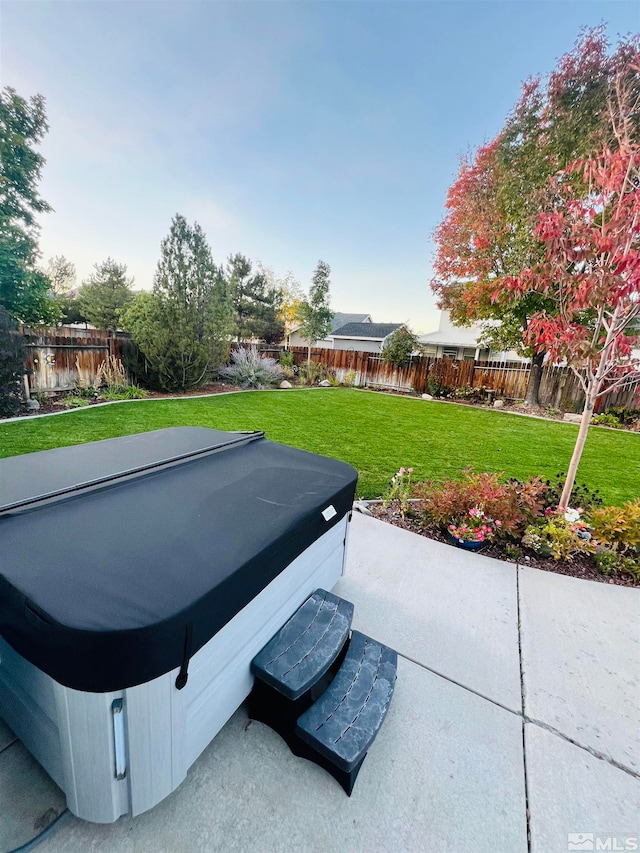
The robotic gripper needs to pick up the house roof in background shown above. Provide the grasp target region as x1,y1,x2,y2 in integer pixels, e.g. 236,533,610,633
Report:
330,322,403,340
329,312,371,333
288,312,372,336
418,328,482,347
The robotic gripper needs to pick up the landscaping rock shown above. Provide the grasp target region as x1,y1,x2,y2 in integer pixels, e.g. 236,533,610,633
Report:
353,501,373,517
493,400,505,408
279,380,292,389
26,399,40,410
421,394,434,401
319,379,331,387
562,412,582,423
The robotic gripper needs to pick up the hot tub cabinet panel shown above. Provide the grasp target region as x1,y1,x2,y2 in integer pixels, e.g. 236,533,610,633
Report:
0,428,356,822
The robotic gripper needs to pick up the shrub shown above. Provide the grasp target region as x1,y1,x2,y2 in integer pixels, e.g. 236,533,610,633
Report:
594,548,619,574
588,500,640,552
99,385,149,401
543,474,603,512
382,467,414,518
603,406,640,426
522,509,595,561
298,360,327,386
594,548,640,580
219,347,283,389
617,554,640,580
32,390,51,406
591,413,620,427
415,469,546,539
452,385,478,400
504,543,523,560
121,338,163,391
343,370,357,387
279,350,294,369
73,379,97,399
63,396,91,409
0,306,26,416
426,377,450,398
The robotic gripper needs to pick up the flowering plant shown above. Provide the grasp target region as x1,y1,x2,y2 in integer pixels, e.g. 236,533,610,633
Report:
448,507,501,544
382,466,415,519
523,505,594,561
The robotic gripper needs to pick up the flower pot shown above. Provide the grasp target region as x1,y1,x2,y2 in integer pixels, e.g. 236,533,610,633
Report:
447,533,484,552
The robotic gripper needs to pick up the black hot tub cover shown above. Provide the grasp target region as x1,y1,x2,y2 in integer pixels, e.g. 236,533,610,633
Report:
0,428,358,692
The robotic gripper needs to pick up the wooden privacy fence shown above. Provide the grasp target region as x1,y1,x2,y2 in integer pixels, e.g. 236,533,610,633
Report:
287,346,640,411
21,327,128,392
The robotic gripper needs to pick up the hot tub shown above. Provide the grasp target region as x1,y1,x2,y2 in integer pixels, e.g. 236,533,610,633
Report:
0,427,357,822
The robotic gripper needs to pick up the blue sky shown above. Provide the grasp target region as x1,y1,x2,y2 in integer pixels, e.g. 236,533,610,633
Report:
2,1,639,332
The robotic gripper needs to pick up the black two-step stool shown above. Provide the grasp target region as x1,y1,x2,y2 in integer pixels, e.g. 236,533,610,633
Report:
249,589,397,795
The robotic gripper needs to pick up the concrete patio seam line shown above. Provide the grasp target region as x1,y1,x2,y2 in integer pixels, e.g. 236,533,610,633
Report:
0,738,17,757
516,567,532,853
397,649,640,781
396,651,522,717
523,715,640,780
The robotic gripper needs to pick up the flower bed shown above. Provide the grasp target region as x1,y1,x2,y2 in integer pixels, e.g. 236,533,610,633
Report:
375,468,640,587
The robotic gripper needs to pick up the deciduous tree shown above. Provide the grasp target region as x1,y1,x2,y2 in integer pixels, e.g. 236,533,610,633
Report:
431,28,639,405
256,262,303,334
381,326,420,368
298,260,332,365
45,255,76,296
501,73,640,507
0,87,56,324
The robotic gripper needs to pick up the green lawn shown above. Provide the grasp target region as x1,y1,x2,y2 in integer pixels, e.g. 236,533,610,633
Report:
1,389,638,504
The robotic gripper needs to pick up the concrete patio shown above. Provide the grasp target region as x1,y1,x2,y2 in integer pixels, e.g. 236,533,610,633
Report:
1,512,638,853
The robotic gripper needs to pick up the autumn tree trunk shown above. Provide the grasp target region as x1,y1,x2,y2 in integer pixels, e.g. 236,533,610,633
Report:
524,351,545,406
559,392,596,509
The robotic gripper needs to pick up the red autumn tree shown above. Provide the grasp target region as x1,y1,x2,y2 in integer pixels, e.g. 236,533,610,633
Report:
501,73,640,508
431,27,639,406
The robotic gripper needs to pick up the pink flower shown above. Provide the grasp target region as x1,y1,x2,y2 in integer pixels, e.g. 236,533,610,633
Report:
399,467,405,476
495,520,502,527
408,468,414,474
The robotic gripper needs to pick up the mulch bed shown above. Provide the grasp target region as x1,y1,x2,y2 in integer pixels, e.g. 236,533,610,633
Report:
368,503,640,587
6,383,244,419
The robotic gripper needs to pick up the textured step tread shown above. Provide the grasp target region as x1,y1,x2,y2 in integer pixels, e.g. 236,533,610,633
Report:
251,589,354,700
295,630,397,772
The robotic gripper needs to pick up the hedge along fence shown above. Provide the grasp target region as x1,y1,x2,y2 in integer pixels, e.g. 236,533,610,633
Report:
286,346,640,411
21,326,128,392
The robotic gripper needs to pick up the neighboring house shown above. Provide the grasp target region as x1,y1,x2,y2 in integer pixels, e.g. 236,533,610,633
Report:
418,311,526,362
284,312,372,349
329,322,404,354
